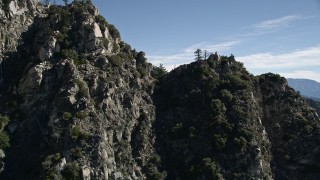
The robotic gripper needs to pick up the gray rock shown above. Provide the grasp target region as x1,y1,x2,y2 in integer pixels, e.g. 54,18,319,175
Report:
18,62,52,96
0,150,5,159
38,36,57,61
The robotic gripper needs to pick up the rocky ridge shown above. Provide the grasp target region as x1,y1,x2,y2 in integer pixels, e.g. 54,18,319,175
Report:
0,1,162,179
0,1,320,180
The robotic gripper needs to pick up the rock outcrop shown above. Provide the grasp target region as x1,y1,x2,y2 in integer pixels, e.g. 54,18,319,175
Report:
0,0,39,58
0,1,162,179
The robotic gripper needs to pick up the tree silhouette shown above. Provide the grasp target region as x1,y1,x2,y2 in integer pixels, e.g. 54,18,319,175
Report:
194,49,203,61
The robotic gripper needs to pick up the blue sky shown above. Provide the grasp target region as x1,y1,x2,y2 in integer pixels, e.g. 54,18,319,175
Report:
56,0,320,82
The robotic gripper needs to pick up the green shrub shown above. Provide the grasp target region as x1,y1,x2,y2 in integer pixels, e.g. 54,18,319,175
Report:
151,64,167,79
146,166,167,179
61,49,81,64
56,29,68,43
150,154,162,165
220,89,233,103
270,74,285,82
304,125,313,134
112,41,119,52
220,57,229,67
135,51,147,64
70,127,81,140
102,38,109,49
202,158,220,179
199,64,210,77
108,55,122,67
119,41,132,54
0,114,10,129
171,123,183,132
226,74,248,90
43,153,61,165
232,105,250,122
73,79,89,97
61,162,81,180
137,66,147,78
205,79,219,98
234,136,247,149
0,131,10,149
71,148,83,159
70,126,89,141
207,58,216,68
75,111,88,120
43,153,61,179
62,112,72,121
213,134,227,150
95,15,108,24
45,170,58,180
210,99,226,124
238,129,254,141
107,24,120,39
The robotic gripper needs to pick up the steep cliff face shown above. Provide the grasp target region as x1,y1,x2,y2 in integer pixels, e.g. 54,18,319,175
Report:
259,74,320,179
0,1,163,179
154,58,273,179
0,1,320,180
154,58,320,179
0,0,40,174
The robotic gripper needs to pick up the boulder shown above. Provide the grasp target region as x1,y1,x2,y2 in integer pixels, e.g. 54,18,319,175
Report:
18,62,52,96
38,36,57,61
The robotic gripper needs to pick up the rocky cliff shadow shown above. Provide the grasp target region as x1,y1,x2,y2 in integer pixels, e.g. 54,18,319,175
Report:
0,15,59,180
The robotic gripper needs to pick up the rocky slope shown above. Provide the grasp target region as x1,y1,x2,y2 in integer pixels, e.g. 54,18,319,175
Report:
0,1,162,179
0,0,40,67
305,98,320,116
154,57,320,179
0,1,320,180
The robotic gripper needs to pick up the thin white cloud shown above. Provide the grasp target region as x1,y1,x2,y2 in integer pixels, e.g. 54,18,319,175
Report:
237,46,320,69
184,40,241,53
237,15,314,38
254,15,307,29
281,71,320,83
237,46,320,82
148,14,318,81
148,40,240,70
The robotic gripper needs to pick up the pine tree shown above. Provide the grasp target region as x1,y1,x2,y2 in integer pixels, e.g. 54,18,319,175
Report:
194,49,203,61
159,64,167,74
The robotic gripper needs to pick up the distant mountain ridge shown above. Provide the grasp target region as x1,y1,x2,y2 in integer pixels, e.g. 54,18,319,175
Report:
287,78,320,99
